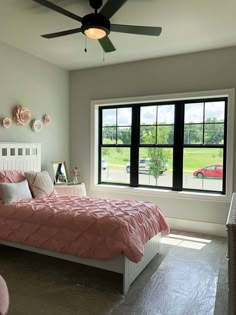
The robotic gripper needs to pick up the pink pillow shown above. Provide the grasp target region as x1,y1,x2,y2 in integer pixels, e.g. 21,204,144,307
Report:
0,170,25,183
24,171,54,199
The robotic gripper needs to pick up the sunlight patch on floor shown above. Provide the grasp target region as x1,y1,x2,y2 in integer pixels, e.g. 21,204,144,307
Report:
161,233,212,250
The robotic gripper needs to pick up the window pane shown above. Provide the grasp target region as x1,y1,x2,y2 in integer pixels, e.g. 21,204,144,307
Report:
157,105,175,124
117,108,131,126
139,148,173,187
140,126,156,144
184,124,203,144
157,125,174,144
140,106,156,125
101,148,130,184
185,103,204,123
183,148,223,191
117,127,131,144
204,123,224,144
102,127,116,144
205,101,225,122
103,108,116,126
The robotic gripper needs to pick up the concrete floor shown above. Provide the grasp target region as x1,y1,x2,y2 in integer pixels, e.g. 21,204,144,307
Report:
0,231,227,315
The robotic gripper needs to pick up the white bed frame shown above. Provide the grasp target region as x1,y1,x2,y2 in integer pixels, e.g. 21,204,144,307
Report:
0,142,161,294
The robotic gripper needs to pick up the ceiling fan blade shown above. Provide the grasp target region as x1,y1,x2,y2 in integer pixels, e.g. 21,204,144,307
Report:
42,27,82,39
99,0,127,19
98,36,116,53
32,0,82,22
111,24,162,36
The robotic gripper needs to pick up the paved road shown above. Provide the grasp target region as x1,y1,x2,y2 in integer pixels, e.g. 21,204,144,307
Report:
101,169,222,191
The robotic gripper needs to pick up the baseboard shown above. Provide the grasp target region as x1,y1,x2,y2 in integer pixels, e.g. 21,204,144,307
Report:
166,217,227,237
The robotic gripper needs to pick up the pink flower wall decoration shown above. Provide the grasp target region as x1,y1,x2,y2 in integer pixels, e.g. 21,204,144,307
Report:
13,105,31,126
43,114,50,124
2,117,12,128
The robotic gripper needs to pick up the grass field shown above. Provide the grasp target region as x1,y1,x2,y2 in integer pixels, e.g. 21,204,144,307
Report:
102,147,223,171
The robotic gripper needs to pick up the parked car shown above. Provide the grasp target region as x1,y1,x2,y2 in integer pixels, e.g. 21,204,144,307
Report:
102,159,108,170
126,159,168,174
193,165,223,178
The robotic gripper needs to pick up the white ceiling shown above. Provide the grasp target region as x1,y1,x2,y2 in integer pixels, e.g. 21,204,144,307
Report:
0,0,236,70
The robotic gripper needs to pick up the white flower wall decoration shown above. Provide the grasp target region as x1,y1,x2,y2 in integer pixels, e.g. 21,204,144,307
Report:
31,119,42,132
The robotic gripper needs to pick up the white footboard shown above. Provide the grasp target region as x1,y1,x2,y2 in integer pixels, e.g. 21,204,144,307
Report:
123,233,161,294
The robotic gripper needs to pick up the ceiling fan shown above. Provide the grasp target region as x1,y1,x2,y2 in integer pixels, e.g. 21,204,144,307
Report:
32,0,162,53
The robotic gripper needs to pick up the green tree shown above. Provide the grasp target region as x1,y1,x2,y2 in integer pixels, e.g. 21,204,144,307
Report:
148,148,168,184
184,118,224,145
204,118,224,144
117,127,131,144
184,124,202,144
103,127,116,143
141,125,169,184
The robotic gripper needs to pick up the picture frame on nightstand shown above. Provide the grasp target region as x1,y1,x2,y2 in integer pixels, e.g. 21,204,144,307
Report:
51,161,69,185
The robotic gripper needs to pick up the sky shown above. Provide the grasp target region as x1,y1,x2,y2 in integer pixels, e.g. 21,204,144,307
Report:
102,101,225,126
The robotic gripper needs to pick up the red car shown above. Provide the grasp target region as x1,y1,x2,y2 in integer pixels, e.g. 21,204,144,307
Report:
193,165,223,178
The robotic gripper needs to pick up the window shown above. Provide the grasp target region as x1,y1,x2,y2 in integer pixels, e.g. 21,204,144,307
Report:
100,107,131,184
96,93,231,196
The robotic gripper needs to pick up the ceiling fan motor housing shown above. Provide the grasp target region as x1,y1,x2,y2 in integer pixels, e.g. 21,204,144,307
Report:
89,0,103,10
81,13,110,36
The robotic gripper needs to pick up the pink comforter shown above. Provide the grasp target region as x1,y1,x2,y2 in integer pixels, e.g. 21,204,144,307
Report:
0,196,169,263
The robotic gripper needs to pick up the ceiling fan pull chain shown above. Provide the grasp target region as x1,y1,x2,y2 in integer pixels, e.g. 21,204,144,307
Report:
84,36,87,52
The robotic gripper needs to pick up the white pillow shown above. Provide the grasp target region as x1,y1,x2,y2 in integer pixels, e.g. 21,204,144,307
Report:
24,171,54,199
0,179,32,204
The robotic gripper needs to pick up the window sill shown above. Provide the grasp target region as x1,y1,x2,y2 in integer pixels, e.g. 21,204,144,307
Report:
90,184,231,203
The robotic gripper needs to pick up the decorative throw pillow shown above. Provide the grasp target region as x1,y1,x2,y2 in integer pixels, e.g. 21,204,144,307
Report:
0,180,32,204
0,274,9,315
24,171,54,198
0,170,25,183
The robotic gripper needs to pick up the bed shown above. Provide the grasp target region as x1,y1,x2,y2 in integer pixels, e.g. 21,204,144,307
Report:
0,142,169,294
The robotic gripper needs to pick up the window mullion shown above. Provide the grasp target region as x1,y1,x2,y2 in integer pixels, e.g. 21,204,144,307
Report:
173,102,184,191
130,106,140,187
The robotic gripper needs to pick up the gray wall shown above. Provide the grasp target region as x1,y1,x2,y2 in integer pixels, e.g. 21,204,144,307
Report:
70,46,236,226
0,41,70,177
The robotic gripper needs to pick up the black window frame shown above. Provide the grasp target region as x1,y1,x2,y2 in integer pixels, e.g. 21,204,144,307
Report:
98,96,228,195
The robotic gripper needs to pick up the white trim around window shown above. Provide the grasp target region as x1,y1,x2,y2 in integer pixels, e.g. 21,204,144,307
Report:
90,89,235,202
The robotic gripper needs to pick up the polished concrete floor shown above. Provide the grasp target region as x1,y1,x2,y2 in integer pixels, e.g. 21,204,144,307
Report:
0,231,227,315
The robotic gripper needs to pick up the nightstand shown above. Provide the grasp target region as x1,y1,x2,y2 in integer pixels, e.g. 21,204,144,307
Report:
55,183,86,197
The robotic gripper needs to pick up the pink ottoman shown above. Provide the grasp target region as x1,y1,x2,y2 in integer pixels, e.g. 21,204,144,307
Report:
0,275,9,315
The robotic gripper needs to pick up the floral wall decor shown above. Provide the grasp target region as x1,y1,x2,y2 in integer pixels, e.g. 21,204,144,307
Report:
2,117,12,128
2,104,50,132
31,119,42,132
13,105,31,126
43,114,50,124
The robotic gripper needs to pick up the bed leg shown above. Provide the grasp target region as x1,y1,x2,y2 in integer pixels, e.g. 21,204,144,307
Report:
123,273,130,295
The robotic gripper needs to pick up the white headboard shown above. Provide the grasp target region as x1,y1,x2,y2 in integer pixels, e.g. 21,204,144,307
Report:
0,143,41,172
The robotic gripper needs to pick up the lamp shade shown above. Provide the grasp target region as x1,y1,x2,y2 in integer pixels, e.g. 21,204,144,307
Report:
84,27,107,39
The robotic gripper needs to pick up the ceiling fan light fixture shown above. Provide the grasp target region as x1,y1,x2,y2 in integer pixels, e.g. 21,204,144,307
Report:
84,27,107,40
82,13,110,40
